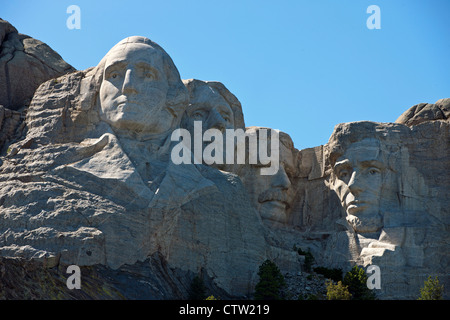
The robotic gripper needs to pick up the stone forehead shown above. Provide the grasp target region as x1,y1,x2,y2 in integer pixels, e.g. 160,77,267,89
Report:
114,36,157,48
189,85,230,107
344,137,381,152
327,121,411,166
105,39,163,59
247,126,294,150
337,139,383,163
100,36,169,65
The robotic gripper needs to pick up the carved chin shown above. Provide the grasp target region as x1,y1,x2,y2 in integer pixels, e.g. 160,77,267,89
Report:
259,202,287,224
346,214,383,234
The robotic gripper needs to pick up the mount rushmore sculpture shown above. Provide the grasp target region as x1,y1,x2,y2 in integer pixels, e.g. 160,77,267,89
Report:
0,19,448,299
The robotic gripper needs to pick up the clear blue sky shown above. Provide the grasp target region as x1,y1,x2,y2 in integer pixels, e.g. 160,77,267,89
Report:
3,0,449,149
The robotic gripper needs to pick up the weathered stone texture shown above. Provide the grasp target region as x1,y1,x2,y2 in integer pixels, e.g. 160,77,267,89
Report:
0,21,448,300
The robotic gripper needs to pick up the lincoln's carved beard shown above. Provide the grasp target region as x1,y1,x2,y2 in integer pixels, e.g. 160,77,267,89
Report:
346,211,383,234
341,179,384,234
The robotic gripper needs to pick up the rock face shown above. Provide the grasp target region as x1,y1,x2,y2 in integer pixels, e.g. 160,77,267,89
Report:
324,119,449,299
0,105,22,153
0,22,448,300
0,18,75,111
396,98,450,127
0,18,75,153
0,35,295,299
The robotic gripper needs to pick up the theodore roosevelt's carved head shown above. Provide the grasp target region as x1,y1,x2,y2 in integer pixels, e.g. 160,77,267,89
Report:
240,128,298,227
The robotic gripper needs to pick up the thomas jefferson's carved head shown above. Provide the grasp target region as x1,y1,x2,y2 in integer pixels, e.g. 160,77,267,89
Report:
180,79,244,169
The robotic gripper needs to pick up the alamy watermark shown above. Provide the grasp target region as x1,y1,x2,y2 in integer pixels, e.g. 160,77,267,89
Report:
170,122,280,175
64,263,381,291
66,265,81,289
66,5,81,30
367,5,381,30
366,265,381,290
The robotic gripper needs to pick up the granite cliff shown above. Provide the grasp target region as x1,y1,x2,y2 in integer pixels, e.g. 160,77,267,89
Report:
0,19,448,300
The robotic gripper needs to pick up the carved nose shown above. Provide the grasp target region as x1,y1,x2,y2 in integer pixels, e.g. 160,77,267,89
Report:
271,166,291,190
207,109,227,133
347,171,363,195
122,69,138,95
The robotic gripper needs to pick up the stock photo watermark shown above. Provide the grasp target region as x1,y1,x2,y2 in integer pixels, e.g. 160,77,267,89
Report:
171,122,280,176
65,263,381,297
366,265,381,290
66,265,81,289
367,5,381,29
66,5,81,30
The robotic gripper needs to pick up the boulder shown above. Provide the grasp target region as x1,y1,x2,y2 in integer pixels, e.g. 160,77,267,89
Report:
0,18,75,152
396,98,450,127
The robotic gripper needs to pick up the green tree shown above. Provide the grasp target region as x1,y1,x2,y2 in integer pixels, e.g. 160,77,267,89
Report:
254,260,286,300
296,248,315,272
314,267,343,282
418,276,444,300
326,280,352,300
188,275,207,300
343,266,376,300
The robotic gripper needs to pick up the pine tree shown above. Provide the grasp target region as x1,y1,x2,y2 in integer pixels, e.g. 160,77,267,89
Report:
326,280,352,300
418,276,444,300
343,265,376,300
254,260,286,300
188,275,207,300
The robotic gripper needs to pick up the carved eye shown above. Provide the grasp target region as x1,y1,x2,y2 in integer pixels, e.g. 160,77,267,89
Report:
109,71,119,80
192,110,205,119
369,168,380,175
338,170,349,179
221,113,232,123
144,71,155,80
285,168,295,179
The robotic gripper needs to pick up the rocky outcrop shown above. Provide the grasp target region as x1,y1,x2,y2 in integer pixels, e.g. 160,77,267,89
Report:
0,18,75,153
0,257,125,299
0,105,22,153
0,18,75,111
0,21,448,300
0,35,291,299
396,98,450,127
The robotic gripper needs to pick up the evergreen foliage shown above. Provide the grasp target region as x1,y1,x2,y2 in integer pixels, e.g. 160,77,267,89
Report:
313,267,343,282
188,275,207,300
343,266,376,300
418,276,444,300
326,280,352,300
254,259,286,300
296,247,315,272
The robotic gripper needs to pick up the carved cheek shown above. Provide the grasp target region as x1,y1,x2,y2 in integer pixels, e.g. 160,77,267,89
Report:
99,80,121,110
333,179,347,203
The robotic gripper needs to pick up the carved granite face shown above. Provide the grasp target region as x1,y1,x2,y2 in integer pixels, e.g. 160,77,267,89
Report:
244,138,296,226
182,83,235,168
184,84,235,133
99,41,172,134
332,138,384,233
